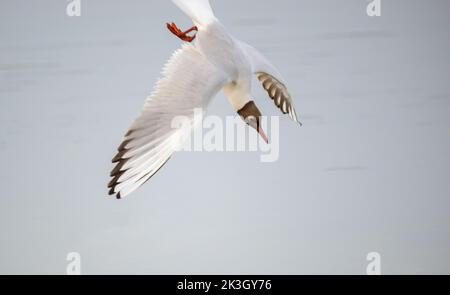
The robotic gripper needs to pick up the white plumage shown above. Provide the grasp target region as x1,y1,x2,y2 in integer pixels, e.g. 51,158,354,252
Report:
109,0,300,198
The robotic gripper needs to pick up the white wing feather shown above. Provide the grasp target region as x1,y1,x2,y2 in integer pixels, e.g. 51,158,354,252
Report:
109,44,227,198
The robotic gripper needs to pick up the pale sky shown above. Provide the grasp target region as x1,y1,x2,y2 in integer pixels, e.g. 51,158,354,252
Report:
0,0,449,274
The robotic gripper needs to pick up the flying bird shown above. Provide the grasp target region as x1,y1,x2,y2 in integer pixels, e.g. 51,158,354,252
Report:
108,0,301,198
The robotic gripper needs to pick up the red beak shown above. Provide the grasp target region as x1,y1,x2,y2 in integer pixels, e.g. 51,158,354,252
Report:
257,127,269,144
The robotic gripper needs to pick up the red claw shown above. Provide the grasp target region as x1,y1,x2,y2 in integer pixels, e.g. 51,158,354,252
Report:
166,22,198,43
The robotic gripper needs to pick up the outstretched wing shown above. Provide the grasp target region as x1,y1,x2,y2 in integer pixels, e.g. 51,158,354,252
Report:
239,41,300,124
109,44,227,199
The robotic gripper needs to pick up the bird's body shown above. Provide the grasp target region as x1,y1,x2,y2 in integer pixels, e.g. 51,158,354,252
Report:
108,0,300,198
197,22,253,110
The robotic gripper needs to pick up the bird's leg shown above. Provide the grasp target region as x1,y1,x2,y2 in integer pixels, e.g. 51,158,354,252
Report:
166,22,198,42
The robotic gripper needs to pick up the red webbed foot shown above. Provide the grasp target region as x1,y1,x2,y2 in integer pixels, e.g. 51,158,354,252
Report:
166,22,198,43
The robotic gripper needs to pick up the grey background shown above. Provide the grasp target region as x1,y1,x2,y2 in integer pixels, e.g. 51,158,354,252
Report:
0,0,449,274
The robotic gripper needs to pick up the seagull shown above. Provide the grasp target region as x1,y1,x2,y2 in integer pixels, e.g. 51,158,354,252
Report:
108,0,301,199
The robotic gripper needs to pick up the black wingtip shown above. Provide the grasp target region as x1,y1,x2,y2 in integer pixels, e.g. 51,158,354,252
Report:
107,187,122,200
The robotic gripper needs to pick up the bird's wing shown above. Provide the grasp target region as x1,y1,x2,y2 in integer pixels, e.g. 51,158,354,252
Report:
109,44,227,199
239,41,300,124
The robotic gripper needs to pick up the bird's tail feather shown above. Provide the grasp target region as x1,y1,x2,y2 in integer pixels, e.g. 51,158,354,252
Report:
172,0,216,26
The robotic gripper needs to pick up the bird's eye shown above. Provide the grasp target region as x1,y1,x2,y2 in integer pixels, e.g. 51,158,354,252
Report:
244,116,259,129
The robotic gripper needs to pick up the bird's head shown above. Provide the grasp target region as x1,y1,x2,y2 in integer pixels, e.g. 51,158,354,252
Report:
237,101,268,144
